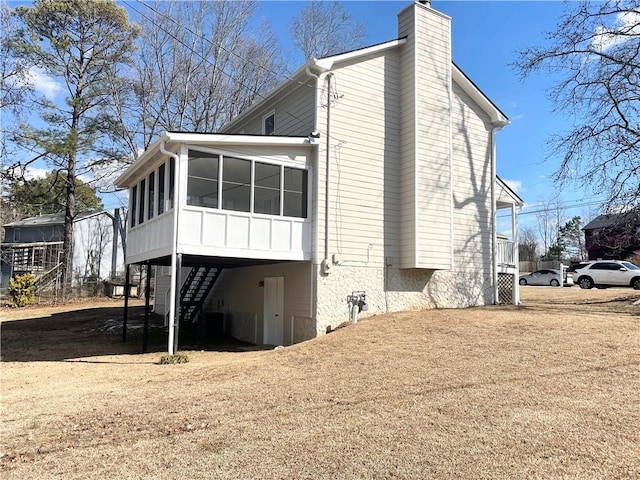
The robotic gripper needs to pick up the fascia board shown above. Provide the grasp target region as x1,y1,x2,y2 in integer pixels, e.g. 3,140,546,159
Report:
315,38,407,70
115,133,168,188
496,176,524,206
220,60,316,132
115,132,316,188
452,64,509,126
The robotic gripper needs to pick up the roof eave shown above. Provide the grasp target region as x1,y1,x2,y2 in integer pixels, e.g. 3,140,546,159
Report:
114,133,316,189
221,38,406,133
452,63,509,126
496,176,524,207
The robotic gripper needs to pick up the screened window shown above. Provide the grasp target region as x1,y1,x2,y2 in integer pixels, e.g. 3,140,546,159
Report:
158,163,165,215
148,171,155,220
283,167,308,218
185,149,308,219
222,157,251,212
138,178,146,224
254,162,280,215
187,151,219,207
131,185,137,227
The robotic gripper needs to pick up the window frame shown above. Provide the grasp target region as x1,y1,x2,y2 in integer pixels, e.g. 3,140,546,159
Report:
186,148,309,219
262,110,275,135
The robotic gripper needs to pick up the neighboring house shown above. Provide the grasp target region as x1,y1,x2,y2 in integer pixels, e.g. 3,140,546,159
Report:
0,210,126,293
583,210,640,260
115,1,523,353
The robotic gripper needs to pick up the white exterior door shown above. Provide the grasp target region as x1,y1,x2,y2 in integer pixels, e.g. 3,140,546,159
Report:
263,276,284,346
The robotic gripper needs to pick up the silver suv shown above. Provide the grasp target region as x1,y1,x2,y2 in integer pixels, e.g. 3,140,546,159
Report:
574,260,640,290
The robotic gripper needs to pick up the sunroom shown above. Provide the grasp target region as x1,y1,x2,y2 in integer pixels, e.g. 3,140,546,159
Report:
115,132,316,353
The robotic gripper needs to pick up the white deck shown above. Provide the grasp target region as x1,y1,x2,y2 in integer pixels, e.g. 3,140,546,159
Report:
126,207,311,264
178,206,311,260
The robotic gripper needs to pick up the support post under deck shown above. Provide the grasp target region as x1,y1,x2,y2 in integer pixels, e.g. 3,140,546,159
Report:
122,263,131,343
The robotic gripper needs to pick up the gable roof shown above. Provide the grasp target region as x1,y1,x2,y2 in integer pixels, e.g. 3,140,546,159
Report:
496,176,524,207
583,210,640,231
4,211,109,228
221,38,407,133
222,36,507,132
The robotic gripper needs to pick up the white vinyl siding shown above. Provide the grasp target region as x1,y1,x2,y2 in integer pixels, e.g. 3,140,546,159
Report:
224,82,315,137
398,8,417,267
451,82,493,274
398,3,453,269
315,51,402,266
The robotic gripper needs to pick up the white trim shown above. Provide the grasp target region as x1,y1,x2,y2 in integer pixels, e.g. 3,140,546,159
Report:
413,10,419,266
116,133,314,188
496,176,524,207
315,38,406,70
221,39,406,134
448,22,454,270
452,65,509,126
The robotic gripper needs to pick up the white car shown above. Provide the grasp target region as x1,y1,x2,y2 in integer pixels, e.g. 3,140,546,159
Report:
519,269,573,287
574,260,640,289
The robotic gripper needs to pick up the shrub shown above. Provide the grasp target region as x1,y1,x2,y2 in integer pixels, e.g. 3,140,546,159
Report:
8,273,37,307
159,353,189,365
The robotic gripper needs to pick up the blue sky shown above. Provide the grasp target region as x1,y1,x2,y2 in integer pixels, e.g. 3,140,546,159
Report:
13,0,602,233
254,0,606,233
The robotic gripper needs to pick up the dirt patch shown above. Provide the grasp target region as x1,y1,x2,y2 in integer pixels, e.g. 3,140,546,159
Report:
1,288,639,479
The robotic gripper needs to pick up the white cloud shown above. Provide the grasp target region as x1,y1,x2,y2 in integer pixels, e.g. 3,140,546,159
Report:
23,166,49,180
503,179,523,193
27,67,62,99
592,11,640,52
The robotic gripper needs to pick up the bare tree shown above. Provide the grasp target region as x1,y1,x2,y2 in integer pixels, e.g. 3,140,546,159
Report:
515,0,640,211
289,1,368,60
535,196,566,258
0,1,32,172
114,0,285,156
518,226,539,262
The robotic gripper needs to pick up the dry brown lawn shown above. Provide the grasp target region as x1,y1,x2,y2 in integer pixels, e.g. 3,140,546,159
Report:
1,288,639,479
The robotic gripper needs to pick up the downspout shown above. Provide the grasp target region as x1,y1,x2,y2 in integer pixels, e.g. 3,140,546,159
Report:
305,65,322,321
160,140,180,355
322,73,334,274
490,124,504,304
306,65,322,271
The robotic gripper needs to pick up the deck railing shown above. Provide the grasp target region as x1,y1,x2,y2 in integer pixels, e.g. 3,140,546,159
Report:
497,239,516,267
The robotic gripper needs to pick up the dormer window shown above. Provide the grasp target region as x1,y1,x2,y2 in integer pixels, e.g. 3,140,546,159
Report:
263,111,275,135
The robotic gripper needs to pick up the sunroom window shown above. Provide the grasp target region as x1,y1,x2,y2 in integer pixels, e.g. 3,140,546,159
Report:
187,149,308,219
254,162,280,215
284,167,308,218
131,185,137,227
221,157,251,212
138,178,146,225
187,151,219,208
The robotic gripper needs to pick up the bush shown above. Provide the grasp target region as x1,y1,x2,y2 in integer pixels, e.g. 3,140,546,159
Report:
159,353,189,365
8,273,37,307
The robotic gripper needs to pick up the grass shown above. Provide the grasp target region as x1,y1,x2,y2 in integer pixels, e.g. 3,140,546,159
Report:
1,289,639,479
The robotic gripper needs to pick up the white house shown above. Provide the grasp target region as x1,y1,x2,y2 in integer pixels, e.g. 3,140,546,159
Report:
115,1,523,353
1,210,126,293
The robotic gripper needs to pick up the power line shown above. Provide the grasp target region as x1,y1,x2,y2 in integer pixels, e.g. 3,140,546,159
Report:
122,0,316,134
497,198,607,219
